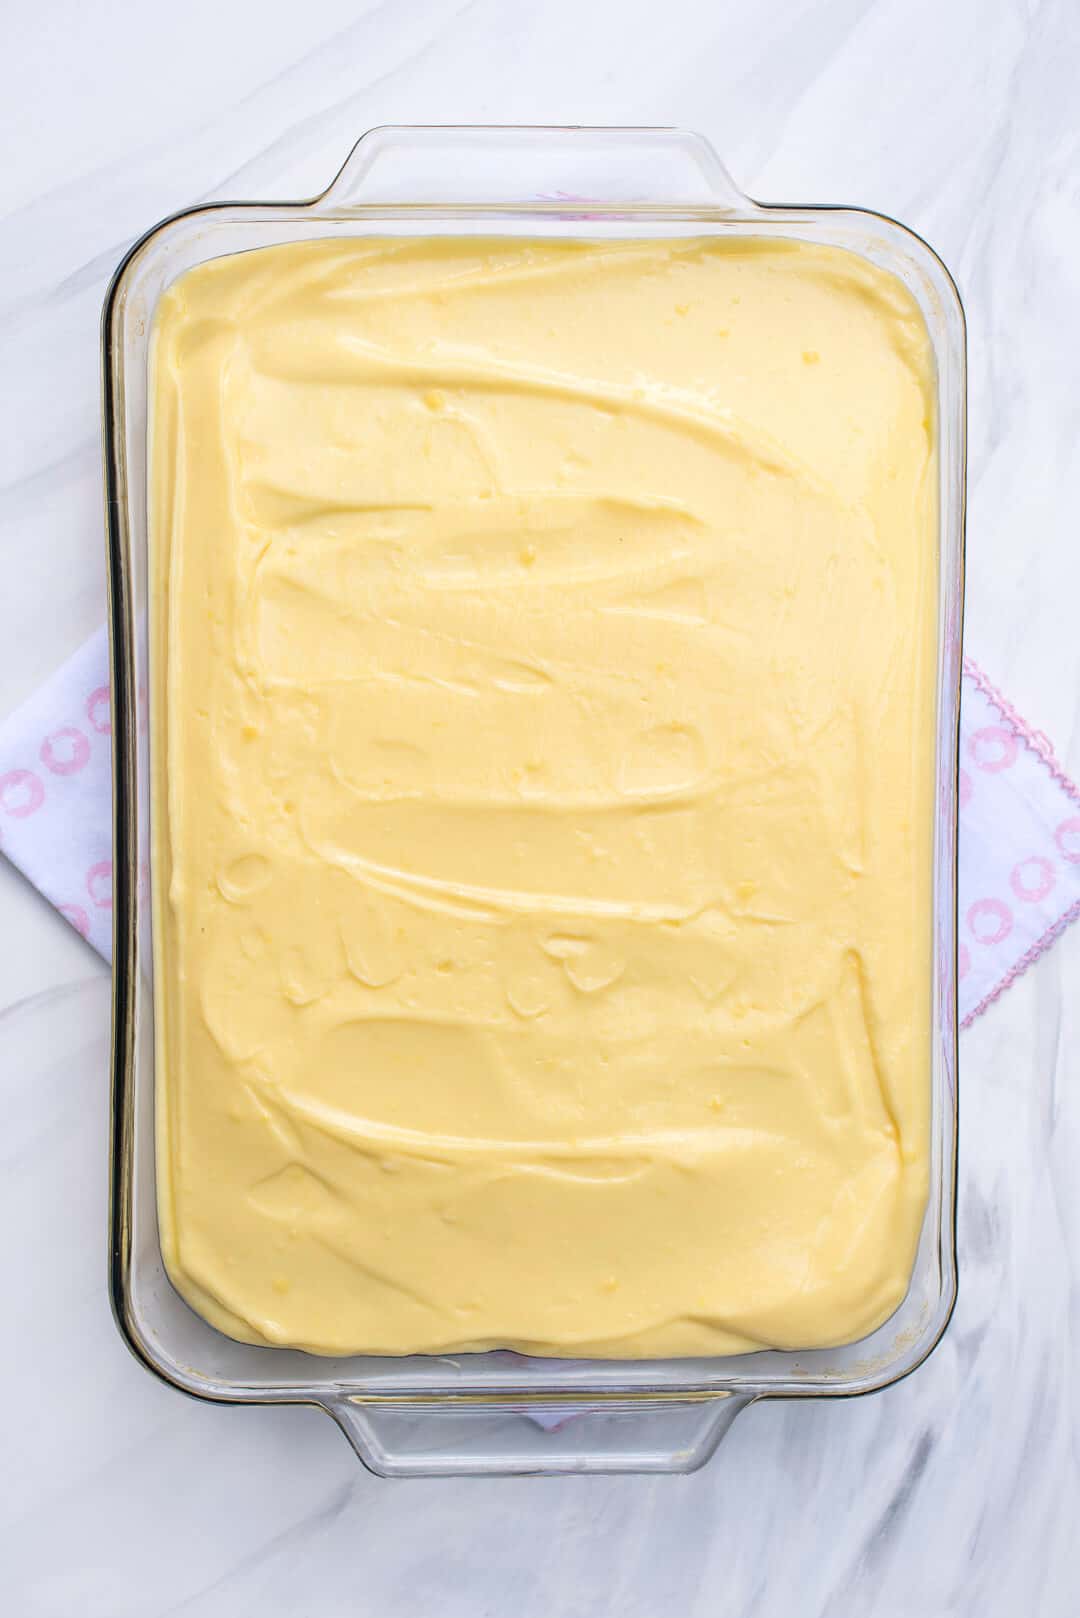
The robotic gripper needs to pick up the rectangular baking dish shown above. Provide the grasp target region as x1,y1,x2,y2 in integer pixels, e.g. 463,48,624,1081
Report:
103,125,964,1476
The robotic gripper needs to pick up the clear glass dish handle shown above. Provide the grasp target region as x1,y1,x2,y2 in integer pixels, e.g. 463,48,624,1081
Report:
311,125,753,1478
315,125,750,213
328,1394,754,1478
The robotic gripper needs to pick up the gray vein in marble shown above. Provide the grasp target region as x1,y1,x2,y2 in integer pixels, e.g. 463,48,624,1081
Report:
158,1480,359,1618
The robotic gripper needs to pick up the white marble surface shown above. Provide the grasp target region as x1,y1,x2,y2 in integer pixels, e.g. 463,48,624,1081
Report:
3,0,1079,1610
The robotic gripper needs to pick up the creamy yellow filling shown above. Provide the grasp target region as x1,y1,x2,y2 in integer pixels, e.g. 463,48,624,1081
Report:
150,235,936,1357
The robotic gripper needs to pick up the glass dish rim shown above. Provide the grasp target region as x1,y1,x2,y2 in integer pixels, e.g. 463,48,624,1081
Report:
102,124,965,1422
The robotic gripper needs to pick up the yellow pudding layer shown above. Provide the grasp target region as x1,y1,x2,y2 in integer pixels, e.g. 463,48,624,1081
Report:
150,235,936,1358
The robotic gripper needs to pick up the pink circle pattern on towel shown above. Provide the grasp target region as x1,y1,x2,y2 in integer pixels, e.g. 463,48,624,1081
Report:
0,629,116,958
0,768,45,817
40,726,90,776
958,660,1080,1026
87,685,111,734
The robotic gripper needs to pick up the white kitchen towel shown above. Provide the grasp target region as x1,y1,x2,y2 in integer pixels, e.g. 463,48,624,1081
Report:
957,658,1080,1025
2,626,1079,1024
0,627,114,958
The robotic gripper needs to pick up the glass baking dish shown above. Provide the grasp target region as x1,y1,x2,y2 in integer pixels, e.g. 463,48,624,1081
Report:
102,126,965,1477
